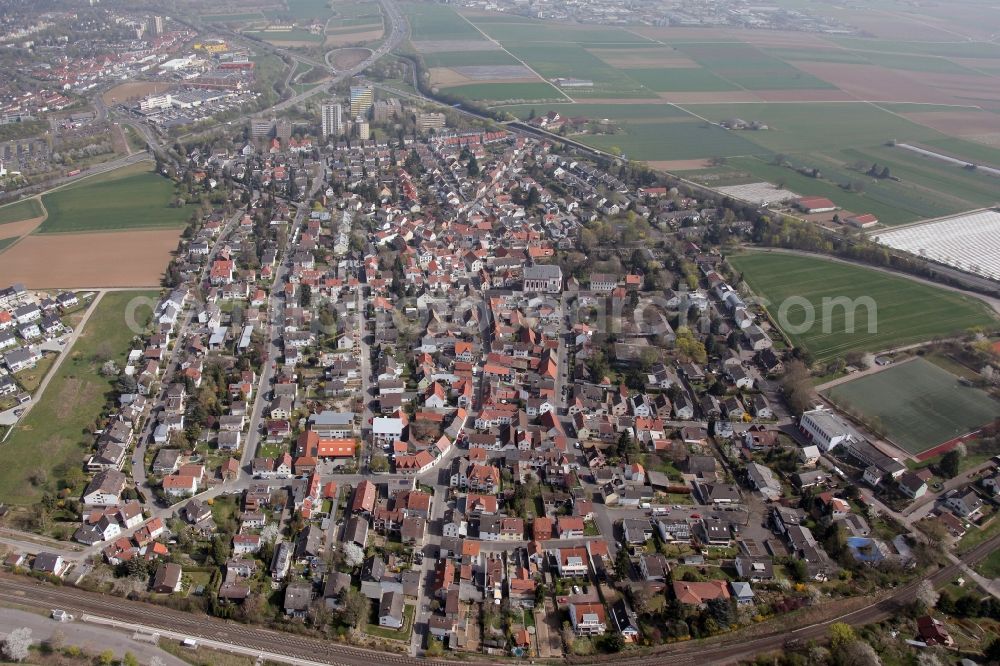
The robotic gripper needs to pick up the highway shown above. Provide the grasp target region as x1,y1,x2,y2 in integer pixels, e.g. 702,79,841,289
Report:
0,532,995,666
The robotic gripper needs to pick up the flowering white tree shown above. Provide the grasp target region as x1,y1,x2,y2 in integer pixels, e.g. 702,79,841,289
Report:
342,542,364,567
916,579,939,610
1,627,32,662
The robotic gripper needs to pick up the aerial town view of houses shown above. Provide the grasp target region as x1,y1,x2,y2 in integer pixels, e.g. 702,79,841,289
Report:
1,0,1000,665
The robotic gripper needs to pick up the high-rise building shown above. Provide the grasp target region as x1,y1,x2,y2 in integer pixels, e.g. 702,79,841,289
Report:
275,119,292,141
321,102,343,137
250,118,274,139
372,98,402,123
151,15,165,35
349,84,374,118
355,116,370,141
416,112,447,133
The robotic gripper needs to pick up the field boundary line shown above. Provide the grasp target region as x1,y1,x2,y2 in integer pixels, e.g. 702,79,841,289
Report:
456,12,574,102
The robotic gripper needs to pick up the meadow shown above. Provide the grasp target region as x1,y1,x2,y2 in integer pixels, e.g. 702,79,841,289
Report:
37,162,188,234
728,252,998,362
0,290,157,504
824,358,1000,455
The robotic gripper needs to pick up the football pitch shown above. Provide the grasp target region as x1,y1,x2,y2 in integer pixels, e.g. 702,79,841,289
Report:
823,358,1000,455
729,252,998,362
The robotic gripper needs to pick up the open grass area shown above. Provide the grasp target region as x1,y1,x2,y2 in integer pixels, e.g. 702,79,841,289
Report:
958,513,1000,554
37,162,187,234
0,236,17,253
0,198,43,225
823,358,1000,455
975,548,1000,578
0,290,157,505
729,252,998,363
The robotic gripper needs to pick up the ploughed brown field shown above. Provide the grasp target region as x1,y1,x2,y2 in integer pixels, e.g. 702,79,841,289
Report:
0,229,181,288
101,81,175,105
329,47,371,69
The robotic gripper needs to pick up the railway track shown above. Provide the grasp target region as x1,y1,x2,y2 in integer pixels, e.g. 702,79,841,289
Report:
0,533,995,666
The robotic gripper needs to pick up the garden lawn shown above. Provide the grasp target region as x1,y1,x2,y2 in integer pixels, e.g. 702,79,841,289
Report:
37,163,187,234
0,290,158,504
823,358,1000,455
729,252,998,362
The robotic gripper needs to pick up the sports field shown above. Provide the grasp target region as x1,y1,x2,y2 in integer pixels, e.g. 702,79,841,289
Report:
37,162,188,234
729,252,998,362
824,358,1000,455
0,290,158,505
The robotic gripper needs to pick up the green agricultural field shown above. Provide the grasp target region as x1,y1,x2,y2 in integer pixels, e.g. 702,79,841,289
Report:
0,290,158,505
200,12,264,22
729,252,998,362
837,145,1000,213
706,155,956,226
505,102,692,120
506,44,644,93
579,120,763,161
243,29,324,43
404,3,484,42
920,137,1000,169
441,82,561,102
469,20,654,46
824,358,1000,455
829,38,1000,60
762,48,871,64
675,43,835,90
423,50,520,68
37,162,187,234
624,67,741,92
285,0,335,20
683,102,944,153
0,197,43,225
